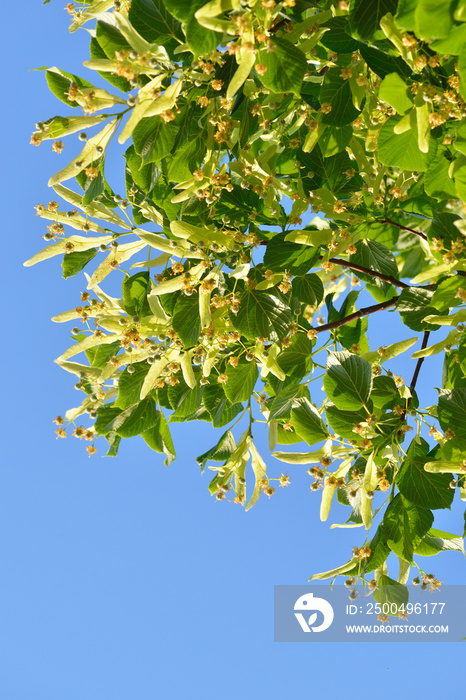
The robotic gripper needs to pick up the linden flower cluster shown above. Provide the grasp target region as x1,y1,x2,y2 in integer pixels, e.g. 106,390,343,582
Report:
30,121,65,153
409,74,466,128
352,545,372,560
114,48,165,86
194,169,234,206
412,574,442,591
64,84,100,114
257,477,276,498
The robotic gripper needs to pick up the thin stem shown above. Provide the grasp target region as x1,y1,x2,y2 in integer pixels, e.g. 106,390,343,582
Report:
409,331,430,394
269,18,288,33
314,297,399,334
226,405,249,433
379,217,428,241
327,257,410,289
247,396,254,436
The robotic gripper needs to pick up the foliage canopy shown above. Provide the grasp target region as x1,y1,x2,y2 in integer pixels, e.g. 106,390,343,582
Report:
29,0,466,603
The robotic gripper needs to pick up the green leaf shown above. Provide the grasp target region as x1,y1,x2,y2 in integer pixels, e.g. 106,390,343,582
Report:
325,404,369,439
291,273,324,306
277,334,315,382
442,347,466,389
196,430,237,472
428,211,462,249
269,383,303,420
166,133,206,181
95,17,131,58
438,387,466,438
424,152,457,200
276,423,304,445
379,72,413,114
45,66,94,107
373,575,409,615
122,271,151,318
370,375,402,412
396,288,440,331
343,525,391,574
234,290,291,343
459,47,466,102
359,44,412,79
105,432,121,457
61,247,97,279
428,438,465,465
318,126,353,157
172,294,201,348
320,16,361,53
116,362,150,409
396,0,417,30
296,145,363,197
88,341,121,369
203,384,243,428
95,403,122,435
82,172,105,207
319,68,360,127
323,351,372,411
112,398,160,438
431,276,465,311
223,362,258,404
89,35,132,93
415,528,465,556
319,126,353,158
349,0,399,40
291,398,328,446
186,13,218,56
378,115,438,171
383,494,434,562
396,437,455,509
168,375,205,421
415,0,455,40
263,232,320,275
160,0,192,20
257,38,307,96
133,116,179,164
128,0,183,44
142,411,176,465
362,526,391,574
349,239,398,293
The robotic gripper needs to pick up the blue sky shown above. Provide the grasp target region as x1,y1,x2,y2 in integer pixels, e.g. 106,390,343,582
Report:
2,2,465,698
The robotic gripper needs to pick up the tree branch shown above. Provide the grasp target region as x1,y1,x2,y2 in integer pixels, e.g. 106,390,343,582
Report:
314,297,399,334
269,18,287,33
379,218,428,241
327,257,410,289
409,331,430,394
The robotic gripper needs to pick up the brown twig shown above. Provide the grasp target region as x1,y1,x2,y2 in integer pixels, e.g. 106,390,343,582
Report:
327,257,410,289
409,331,430,394
314,297,399,334
396,331,431,431
379,218,428,241
268,19,287,34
